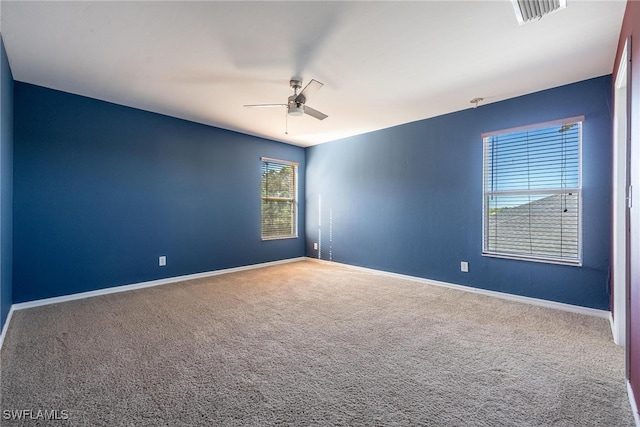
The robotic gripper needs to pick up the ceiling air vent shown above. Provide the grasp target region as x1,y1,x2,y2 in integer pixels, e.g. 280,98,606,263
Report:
511,0,566,25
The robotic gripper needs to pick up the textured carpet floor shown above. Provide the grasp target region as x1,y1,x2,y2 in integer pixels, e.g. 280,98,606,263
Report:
0,260,634,426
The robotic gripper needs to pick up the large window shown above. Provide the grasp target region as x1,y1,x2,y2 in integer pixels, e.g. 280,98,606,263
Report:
482,117,583,265
261,157,298,240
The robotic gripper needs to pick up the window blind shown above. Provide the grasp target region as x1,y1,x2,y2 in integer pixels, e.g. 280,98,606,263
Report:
261,158,298,240
483,119,582,264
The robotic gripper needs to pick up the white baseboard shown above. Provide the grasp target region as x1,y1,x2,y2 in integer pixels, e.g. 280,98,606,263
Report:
308,258,610,319
2,256,612,350
628,381,640,427
0,305,15,351
11,257,307,312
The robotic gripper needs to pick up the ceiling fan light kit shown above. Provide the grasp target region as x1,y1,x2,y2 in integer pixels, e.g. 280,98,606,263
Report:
288,105,304,116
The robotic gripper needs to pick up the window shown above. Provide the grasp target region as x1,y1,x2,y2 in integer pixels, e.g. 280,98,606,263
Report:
482,117,583,265
261,157,298,240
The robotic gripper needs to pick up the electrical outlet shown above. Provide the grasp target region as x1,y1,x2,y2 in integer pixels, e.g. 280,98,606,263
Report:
313,243,318,250
159,256,166,266
460,261,469,273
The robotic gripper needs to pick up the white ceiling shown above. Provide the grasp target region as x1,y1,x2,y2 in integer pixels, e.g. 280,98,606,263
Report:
0,1,627,147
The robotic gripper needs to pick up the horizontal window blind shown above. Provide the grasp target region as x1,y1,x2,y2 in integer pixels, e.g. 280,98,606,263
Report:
261,158,297,240
483,119,582,264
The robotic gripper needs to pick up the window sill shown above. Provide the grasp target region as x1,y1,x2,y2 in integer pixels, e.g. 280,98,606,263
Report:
262,235,298,241
482,251,582,267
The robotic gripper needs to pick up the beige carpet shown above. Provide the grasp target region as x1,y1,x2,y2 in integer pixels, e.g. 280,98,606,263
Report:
0,260,634,426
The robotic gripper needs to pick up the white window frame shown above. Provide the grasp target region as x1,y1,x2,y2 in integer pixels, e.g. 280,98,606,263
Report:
482,116,584,266
261,157,298,241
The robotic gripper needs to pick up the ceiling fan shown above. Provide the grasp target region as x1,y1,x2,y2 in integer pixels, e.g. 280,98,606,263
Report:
244,79,328,120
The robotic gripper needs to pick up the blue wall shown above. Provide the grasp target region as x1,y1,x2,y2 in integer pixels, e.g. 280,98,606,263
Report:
0,34,13,331
13,83,305,302
306,76,612,310
11,76,614,310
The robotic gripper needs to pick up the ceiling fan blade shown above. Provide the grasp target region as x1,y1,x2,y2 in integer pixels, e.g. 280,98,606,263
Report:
296,79,324,103
244,104,287,108
303,105,328,120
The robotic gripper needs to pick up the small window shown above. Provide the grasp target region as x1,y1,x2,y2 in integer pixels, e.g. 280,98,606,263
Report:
261,158,298,240
482,117,583,265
